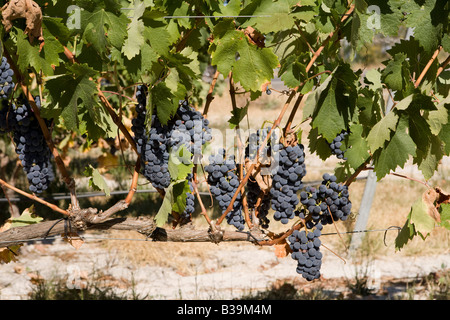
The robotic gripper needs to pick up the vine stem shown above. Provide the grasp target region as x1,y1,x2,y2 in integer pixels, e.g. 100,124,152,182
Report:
191,179,214,229
414,46,442,88
97,89,138,154
436,54,450,78
2,46,80,211
344,157,372,187
202,70,220,118
0,177,69,216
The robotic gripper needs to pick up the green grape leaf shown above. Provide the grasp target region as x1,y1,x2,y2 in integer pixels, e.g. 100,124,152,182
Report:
142,19,173,56
366,111,399,153
409,193,438,238
302,71,334,121
116,42,159,83
395,215,416,251
122,1,146,59
307,127,332,161
381,52,411,93
439,123,450,155
442,34,450,53
81,7,128,56
168,145,194,182
403,0,448,52
228,101,249,129
83,165,111,196
345,123,370,170
155,179,187,226
426,97,450,135
350,0,404,53
10,206,42,228
151,82,179,126
372,115,416,180
210,21,279,92
308,65,358,142
414,134,444,180
172,180,192,215
439,203,450,230
15,28,64,76
279,54,308,88
240,0,297,34
45,64,100,133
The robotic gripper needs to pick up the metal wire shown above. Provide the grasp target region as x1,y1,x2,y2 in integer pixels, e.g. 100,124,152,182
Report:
0,175,369,202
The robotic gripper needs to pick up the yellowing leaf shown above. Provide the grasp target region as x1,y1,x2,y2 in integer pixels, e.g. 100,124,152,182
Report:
0,245,22,264
274,240,291,258
11,206,43,228
97,152,119,173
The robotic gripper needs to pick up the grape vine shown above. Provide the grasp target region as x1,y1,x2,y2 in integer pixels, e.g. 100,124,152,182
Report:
0,0,448,284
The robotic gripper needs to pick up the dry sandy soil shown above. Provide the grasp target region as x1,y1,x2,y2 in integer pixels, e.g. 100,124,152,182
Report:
0,228,448,300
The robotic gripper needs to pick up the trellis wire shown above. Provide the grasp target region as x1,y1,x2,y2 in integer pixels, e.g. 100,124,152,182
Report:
0,175,369,202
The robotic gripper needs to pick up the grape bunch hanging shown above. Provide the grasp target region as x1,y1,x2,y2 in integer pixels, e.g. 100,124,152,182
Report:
0,58,55,194
131,85,213,220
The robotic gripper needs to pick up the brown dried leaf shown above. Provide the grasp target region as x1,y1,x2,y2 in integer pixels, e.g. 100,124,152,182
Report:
274,240,291,258
0,245,21,264
63,232,84,250
244,26,265,48
422,188,441,223
1,0,44,43
435,187,450,208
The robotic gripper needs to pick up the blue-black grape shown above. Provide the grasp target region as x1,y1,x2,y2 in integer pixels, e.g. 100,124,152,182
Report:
132,87,212,190
132,85,172,190
169,100,212,157
0,57,15,100
288,223,323,281
11,96,54,193
180,174,195,222
205,149,245,231
329,130,349,160
132,87,212,222
269,143,306,224
299,173,352,227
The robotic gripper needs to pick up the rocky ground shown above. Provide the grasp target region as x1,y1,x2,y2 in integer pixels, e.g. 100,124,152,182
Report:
0,234,448,300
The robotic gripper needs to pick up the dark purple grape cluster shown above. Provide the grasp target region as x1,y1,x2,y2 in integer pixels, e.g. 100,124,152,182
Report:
299,173,352,227
269,143,306,224
170,100,212,157
204,149,245,231
329,130,348,160
181,176,195,221
10,96,54,193
0,57,15,100
132,86,212,190
288,223,323,281
132,85,172,190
